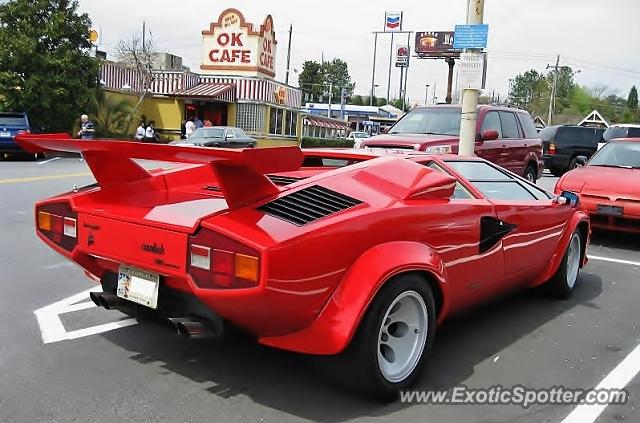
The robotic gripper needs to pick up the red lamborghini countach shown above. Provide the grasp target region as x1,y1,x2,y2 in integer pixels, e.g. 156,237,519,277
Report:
18,134,589,400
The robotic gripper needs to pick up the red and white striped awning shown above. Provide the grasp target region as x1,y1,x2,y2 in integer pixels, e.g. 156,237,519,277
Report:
172,83,236,102
305,116,351,130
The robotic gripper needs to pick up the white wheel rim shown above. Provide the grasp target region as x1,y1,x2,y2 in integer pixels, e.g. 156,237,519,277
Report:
566,233,581,289
526,170,535,181
377,290,428,383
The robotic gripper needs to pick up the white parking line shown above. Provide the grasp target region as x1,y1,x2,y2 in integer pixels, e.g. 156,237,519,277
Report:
588,255,640,267
38,157,60,165
561,342,640,423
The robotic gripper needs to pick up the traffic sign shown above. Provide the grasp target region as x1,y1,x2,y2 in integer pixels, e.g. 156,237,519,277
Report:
453,24,488,49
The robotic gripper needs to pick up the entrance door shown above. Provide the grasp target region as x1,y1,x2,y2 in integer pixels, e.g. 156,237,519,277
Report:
203,102,228,126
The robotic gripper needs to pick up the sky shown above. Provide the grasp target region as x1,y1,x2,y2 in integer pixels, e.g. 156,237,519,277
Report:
77,0,640,106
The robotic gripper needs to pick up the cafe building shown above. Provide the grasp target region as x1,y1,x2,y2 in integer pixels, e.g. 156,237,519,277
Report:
100,8,303,147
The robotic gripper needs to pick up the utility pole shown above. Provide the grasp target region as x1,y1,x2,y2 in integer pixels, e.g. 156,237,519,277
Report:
327,82,333,118
370,33,378,106
285,24,292,85
458,0,484,156
547,54,560,126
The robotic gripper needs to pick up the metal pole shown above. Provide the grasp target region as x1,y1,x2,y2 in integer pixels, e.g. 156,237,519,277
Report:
402,31,410,110
370,33,378,106
386,32,394,104
425,84,430,106
445,58,455,104
285,24,292,85
458,0,484,156
398,66,404,103
327,82,333,118
547,54,560,126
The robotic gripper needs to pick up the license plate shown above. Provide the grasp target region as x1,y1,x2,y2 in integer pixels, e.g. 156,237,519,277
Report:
0,132,10,138
597,204,623,216
117,265,159,309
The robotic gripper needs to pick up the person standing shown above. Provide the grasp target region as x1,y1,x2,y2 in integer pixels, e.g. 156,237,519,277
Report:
180,119,187,139
135,121,146,141
144,121,157,142
185,117,196,138
194,116,204,128
77,114,95,139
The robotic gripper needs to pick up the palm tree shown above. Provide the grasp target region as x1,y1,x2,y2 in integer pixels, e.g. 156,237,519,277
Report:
89,90,137,138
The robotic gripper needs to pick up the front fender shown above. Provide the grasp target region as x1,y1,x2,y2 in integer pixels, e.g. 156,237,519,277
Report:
530,209,590,287
259,241,449,355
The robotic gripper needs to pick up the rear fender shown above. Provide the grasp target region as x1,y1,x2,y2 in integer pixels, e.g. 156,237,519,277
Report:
530,210,590,287
258,241,449,355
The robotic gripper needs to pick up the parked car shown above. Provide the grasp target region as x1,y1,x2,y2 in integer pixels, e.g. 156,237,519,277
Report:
346,131,369,148
170,126,255,148
17,133,589,400
359,105,544,182
539,125,604,176
0,112,37,157
598,124,640,150
555,137,640,233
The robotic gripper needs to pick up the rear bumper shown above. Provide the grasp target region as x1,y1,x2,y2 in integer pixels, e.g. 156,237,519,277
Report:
543,154,570,170
0,140,27,154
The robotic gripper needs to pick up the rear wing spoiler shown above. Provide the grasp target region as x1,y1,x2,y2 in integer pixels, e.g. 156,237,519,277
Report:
16,133,303,208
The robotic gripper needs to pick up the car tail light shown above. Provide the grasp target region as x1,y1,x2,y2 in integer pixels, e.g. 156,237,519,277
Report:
548,143,556,155
187,229,261,289
17,130,31,135
36,202,77,252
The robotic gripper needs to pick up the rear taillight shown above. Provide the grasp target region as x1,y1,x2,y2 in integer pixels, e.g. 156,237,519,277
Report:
188,229,261,289
17,130,31,135
36,202,77,252
548,143,556,155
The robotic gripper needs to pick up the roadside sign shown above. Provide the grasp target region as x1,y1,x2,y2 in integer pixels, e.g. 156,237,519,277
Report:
385,11,402,31
458,52,486,90
453,24,488,49
396,46,409,67
415,31,460,58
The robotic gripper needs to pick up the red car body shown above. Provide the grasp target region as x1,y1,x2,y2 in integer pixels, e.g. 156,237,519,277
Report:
18,134,589,397
360,105,544,181
555,138,640,234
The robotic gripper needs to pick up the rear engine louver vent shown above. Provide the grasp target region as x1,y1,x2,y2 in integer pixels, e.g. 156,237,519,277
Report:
259,185,362,225
267,175,306,185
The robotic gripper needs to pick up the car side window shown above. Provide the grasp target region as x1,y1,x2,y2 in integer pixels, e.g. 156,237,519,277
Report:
226,129,235,139
499,112,521,139
481,111,502,138
233,129,245,138
423,161,474,199
517,113,540,139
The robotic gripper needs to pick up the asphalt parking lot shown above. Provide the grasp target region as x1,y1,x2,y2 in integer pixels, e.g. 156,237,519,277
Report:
1,157,639,423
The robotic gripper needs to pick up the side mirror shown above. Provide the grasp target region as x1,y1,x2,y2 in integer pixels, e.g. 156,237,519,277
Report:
553,190,579,206
382,127,390,134
480,130,499,141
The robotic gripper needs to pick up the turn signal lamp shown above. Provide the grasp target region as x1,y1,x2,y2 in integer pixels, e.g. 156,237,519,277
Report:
549,143,556,155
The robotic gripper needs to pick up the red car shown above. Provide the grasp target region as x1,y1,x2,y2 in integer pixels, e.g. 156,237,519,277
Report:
360,105,544,182
18,134,589,400
555,138,640,234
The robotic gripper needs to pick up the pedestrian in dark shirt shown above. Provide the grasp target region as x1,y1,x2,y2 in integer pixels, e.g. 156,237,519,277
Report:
77,114,95,139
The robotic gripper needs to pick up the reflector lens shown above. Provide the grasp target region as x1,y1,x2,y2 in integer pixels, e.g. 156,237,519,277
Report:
212,249,234,275
51,214,63,234
190,244,210,270
63,217,77,238
235,254,259,282
38,211,52,231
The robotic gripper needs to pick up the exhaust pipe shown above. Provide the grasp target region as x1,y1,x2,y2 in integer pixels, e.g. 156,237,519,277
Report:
89,292,127,310
167,317,217,339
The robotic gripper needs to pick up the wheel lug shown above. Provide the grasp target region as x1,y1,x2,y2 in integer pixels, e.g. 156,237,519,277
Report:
381,333,389,342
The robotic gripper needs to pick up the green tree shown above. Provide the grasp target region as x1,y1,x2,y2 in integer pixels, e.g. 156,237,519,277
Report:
510,69,547,110
298,60,324,102
0,0,100,132
321,58,355,99
90,90,136,137
627,86,638,110
349,94,363,106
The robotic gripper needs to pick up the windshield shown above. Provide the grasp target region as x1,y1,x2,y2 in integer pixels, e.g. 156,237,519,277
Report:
390,107,461,136
602,126,629,142
0,115,27,127
353,132,368,138
190,128,225,139
589,141,640,168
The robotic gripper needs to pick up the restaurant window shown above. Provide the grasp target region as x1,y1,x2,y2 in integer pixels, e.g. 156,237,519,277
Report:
236,103,265,134
285,110,297,136
270,107,284,135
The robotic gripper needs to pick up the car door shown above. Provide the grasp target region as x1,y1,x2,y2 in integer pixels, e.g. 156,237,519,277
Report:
498,111,527,174
476,110,505,167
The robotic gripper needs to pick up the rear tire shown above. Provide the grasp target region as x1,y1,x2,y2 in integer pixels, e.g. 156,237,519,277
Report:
331,273,436,401
524,164,537,182
569,157,582,170
544,230,582,299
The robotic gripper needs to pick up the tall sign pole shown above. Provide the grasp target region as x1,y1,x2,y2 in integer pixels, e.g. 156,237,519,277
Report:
458,0,485,156
386,32,394,104
369,33,378,106
285,24,292,85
